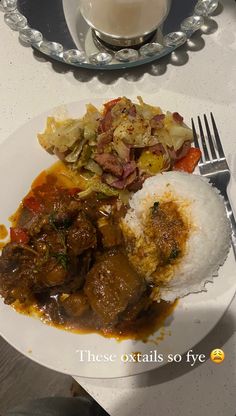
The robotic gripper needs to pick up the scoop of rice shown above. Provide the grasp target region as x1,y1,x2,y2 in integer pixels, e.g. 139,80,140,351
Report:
122,171,231,302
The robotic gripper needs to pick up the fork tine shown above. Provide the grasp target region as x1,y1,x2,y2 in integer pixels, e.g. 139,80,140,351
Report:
210,113,225,159
203,114,217,160
191,118,203,164
191,118,199,149
198,116,210,162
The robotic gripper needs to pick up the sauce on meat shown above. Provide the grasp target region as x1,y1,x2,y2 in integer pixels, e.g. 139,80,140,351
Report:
0,162,176,341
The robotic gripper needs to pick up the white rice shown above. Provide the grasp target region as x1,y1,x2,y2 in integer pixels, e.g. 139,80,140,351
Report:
123,171,231,302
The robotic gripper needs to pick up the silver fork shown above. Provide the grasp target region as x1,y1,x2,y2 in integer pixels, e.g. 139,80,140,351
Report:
191,113,236,259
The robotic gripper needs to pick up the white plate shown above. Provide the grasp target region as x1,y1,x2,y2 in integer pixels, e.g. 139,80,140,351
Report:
0,99,235,379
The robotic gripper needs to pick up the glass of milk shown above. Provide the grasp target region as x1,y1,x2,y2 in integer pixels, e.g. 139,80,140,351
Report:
79,0,171,46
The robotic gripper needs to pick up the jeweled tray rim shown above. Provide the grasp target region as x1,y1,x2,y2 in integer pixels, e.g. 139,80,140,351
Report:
1,0,219,70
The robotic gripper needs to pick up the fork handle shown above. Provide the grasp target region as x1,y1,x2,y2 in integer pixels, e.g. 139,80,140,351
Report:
221,190,236,259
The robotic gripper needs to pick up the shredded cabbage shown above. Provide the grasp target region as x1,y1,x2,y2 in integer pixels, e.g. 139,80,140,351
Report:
38,96,194,195
78,177,119,199
38,118,83,153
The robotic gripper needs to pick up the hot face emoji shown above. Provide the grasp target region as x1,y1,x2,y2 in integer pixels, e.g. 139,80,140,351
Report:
210,349,225,364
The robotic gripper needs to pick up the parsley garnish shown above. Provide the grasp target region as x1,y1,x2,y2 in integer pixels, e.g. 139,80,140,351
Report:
52,253,68,270
49,213,67,249
49,213,58,231
152,201,159,215
168,247,180,262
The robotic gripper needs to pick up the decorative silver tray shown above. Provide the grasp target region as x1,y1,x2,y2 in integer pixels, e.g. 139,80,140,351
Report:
1,0,219,70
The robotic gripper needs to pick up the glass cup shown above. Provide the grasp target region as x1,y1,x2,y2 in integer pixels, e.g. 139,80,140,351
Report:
79,0,171,47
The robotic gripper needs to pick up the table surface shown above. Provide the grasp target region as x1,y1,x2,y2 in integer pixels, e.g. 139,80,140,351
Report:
1,1,236,415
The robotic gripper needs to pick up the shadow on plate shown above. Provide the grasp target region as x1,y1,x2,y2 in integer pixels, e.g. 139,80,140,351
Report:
133,306,236,387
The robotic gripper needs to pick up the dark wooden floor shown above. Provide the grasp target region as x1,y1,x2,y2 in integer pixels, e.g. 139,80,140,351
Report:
0,336,86,414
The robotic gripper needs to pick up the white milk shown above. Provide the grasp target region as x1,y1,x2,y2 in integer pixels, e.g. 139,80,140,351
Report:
80,0,170,38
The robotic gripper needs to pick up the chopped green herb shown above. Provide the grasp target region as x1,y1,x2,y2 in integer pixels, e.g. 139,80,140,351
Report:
49,213,67,249
151,201,159,215
49,213,58,231
168,247,180,262
52,253,68,270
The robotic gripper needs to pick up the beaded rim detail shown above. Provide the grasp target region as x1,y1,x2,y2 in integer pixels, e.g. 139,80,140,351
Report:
0,0,218,70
